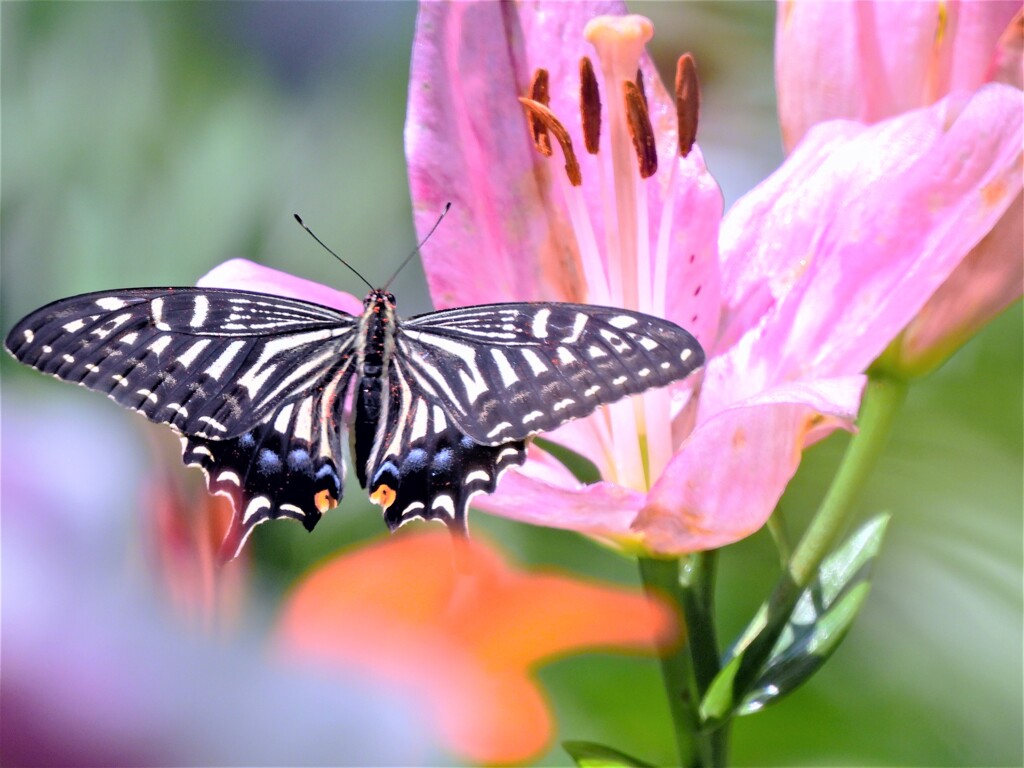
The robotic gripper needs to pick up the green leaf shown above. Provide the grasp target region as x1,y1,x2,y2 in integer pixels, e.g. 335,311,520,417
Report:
562,740,654,767
703,514,891,721
699,654,741,722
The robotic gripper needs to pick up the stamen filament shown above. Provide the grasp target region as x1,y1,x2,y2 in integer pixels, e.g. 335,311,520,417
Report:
563,181,611,306
585,160,620,313
653,159,678,319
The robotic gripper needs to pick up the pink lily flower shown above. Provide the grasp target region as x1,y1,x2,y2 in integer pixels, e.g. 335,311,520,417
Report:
201,3,1020,555
775,0,1024,376
403,2,1022,553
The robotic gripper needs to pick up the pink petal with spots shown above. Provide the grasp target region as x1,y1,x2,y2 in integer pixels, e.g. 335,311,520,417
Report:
656,150,723,351
711,84,1022,413
197,258,363,315
406,1,622,308
636,376,866,554
775,0,1021,151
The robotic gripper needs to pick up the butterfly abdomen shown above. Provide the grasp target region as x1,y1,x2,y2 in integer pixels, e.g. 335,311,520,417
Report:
353,289,398,488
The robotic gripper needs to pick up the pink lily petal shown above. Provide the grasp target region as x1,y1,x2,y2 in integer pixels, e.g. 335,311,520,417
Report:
888,191,1024,376
776,0,1021,151
197,258,363,315
711,84,1022,413
472,444,645,538
636,376,866,554
992,10,1024,89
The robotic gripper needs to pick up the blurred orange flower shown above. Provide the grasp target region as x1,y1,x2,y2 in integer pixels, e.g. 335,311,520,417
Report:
277,530,677,763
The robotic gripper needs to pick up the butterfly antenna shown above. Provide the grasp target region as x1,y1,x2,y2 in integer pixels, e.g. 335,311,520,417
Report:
293,214,375,291
382,202,452,290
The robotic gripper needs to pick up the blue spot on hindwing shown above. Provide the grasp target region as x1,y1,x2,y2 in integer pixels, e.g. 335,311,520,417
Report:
404,448,429,473
257,448,282,474
287,448,311,471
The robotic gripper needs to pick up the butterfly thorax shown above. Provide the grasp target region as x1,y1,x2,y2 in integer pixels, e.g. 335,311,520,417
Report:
353,288,398,488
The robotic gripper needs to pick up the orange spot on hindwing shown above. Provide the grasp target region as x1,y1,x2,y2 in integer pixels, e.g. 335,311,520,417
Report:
370,484,397,510
314,489,337,514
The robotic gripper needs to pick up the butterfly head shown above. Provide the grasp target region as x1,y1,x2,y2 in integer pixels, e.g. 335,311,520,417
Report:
364,288,397,313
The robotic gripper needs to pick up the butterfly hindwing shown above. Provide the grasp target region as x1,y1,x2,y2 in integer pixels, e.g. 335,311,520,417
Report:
398,302,704,445
4,288,358,439
361,356,526,533
183,366,354,560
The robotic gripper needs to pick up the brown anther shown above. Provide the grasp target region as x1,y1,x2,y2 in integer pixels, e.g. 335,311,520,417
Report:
527,69,552,156
675,53,700,157
635,67,648,109
580,57,601,154
623,80,657,179
518,97,582,186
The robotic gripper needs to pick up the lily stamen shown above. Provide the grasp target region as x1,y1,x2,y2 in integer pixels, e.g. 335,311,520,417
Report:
518,97,582,186
675,54,700,157
579,57,601,154
528,69,552,156
623,80,657,178
634,67,648,110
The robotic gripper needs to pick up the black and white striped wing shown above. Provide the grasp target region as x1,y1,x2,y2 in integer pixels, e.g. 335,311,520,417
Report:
363,356,526,533
398,303,704,445
183,374,353,560
5,288,359,438
5,287,360,559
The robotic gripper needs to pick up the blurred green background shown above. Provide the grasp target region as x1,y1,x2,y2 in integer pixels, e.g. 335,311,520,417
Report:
2,3,1020,766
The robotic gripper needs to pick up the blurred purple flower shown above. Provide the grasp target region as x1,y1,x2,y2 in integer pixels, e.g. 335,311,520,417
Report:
0,386,435,766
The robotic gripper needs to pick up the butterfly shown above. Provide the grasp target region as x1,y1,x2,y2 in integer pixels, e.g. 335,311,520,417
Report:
5,256,704,560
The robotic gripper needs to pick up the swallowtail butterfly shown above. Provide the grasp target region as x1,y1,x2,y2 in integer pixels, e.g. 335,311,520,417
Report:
5,259,703,560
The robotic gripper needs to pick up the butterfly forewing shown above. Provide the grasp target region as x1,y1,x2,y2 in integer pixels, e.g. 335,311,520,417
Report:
5,288,358,439
398,302,704,445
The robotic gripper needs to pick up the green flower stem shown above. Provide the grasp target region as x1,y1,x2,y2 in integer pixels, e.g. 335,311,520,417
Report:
765,505,792,565
677,552,721,693
734,372,908,694
789,373,908,586
638,555,725,767
678,551,729,765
